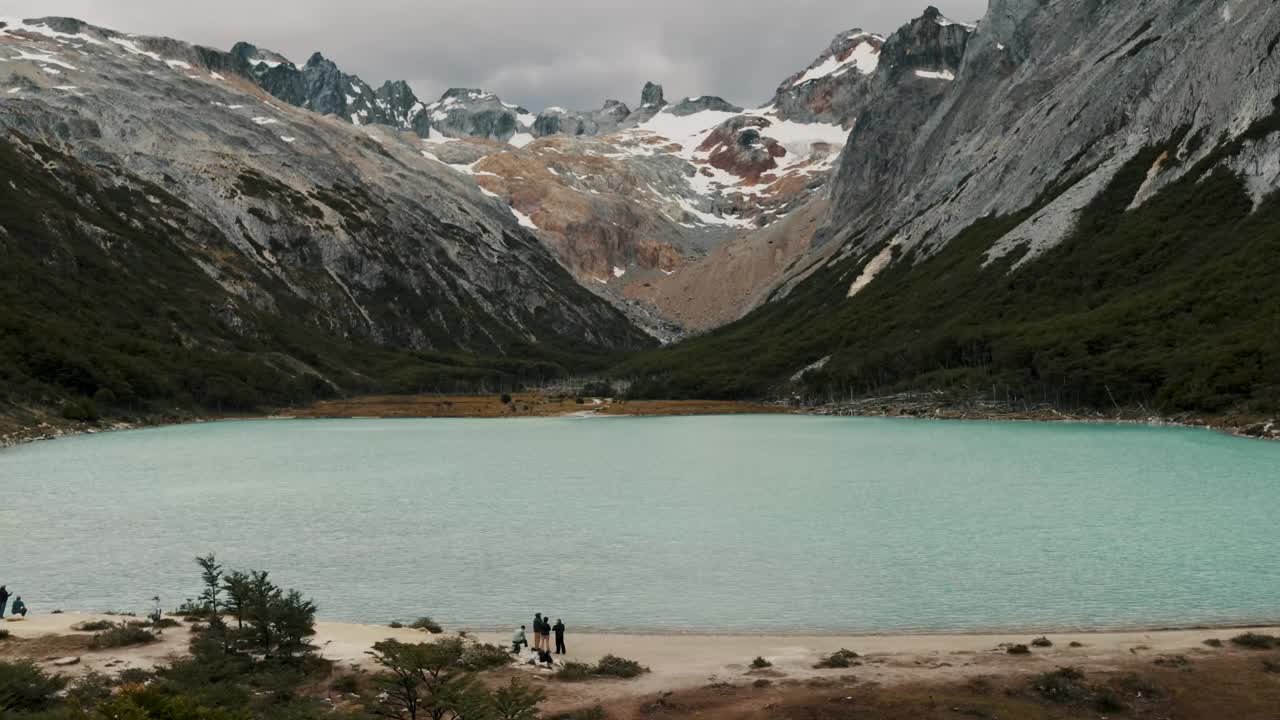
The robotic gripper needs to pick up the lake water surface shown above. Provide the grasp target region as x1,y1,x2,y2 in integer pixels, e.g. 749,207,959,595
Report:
2,416,1278,633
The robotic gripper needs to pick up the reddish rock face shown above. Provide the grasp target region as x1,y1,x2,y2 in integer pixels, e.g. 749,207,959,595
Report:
698,117,788,185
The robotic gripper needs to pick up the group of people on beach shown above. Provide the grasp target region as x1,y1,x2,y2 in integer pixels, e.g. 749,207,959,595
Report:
0,585,28,618
512,612,565,667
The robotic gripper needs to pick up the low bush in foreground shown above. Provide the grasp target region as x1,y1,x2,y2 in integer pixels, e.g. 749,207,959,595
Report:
1032,666,1089,704
0,629,10,641
90,622,157,649
408,616,444,633
750,656,772,669
0,659,67,713
1006,644,1031,655
549,704,608,720
330,672,362,694
71,619,115,632
1031,636,1053,647
813,648,860,669
1230,633,1277,649
594,654,648,678
460,642,513,671
555,661,596,682
555,656,648,681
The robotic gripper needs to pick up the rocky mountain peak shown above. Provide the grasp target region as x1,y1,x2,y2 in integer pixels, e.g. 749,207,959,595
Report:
641,81,666,108
305,51,332,69
428,88,528,142
667,96,744,116
877,5,974,78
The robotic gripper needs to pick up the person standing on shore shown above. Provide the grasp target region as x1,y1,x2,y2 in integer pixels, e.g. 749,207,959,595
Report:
532,613,544,651
553,618,566,655
539,611,551,651
0,585,9,618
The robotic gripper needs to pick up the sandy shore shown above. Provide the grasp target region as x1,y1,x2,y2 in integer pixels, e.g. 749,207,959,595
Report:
5,613,1275,708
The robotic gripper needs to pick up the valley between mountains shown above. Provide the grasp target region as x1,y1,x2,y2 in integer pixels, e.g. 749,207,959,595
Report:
1,0,1278,438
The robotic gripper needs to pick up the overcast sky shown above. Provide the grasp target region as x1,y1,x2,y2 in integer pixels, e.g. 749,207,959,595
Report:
7,1,988,110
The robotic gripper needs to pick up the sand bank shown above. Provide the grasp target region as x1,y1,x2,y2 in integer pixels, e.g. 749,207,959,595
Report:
5,613,1274,705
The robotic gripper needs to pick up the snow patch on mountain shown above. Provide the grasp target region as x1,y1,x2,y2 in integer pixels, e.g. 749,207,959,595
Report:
914,68,956,81
791,40,880,86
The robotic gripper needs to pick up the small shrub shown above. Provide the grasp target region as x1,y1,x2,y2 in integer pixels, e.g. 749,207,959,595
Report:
1068,641,1084,648
813,648,859,669
549,705,608,720
0,629,10,641
61,397,98,422
1006,644,1031,655
1263,658,1280,674
331,673,362,694
459,642,512,671
1094,689,1127,713
594,654,648,678
1113,672,1162,699
72,619,115,632
67,672,115,707
93,387,117,408
753,678,772,688
1032,666,1089,704
0,659,67,713
1203,638,1223,648
555,662,595,682
151,617,180,629
1152,654,1190,668
1230,632,1277,649
388,621,403,629
408,616,443,633
500,393,513,404
750,656,772,669
90,623,157,649
575,397,585,405
1031,636,1053,648
117,668,154,685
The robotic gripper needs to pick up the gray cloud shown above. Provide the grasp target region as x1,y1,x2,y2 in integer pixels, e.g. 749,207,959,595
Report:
7,0,988,110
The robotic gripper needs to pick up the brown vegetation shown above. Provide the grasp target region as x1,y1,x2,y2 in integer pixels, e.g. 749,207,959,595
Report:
289,393,784,419
576,654,1280,720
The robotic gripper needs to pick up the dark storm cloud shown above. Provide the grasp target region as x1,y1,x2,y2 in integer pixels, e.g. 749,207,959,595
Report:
9,0,988,110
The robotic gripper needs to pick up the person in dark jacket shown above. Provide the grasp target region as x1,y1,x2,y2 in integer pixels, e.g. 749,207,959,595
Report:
533,613,544,651
10,597,26,617
553,619,566,654
0,586,9,618
539,611,551,649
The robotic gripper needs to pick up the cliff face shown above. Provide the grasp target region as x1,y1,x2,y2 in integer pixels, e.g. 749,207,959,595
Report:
815,0,1280,267
619,0,1280,419
0,17,652,364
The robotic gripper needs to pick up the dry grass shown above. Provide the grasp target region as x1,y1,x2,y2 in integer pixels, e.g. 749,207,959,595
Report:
574,654,1280,720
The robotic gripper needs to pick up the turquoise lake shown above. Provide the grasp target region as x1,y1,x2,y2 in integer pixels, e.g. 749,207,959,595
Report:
2,415,1278,633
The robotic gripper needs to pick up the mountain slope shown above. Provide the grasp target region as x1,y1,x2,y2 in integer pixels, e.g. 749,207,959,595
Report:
619,0,1280,418
0,17,652,421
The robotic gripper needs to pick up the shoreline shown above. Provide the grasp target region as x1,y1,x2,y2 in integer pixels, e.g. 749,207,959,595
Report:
6,613,1278,707
3,391,1276,450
